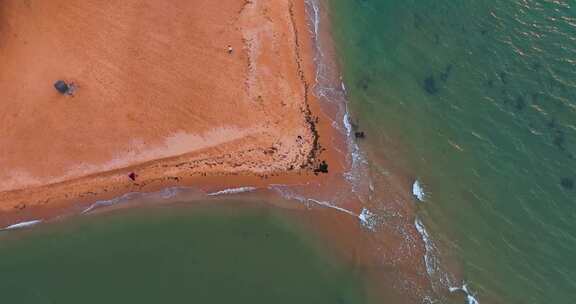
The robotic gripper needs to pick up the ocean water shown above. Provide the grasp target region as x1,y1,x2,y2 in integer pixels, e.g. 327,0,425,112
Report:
328,0,576,303
0,202,370,304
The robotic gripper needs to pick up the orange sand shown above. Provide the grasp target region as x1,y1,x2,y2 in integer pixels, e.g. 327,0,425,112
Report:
0,0,341,224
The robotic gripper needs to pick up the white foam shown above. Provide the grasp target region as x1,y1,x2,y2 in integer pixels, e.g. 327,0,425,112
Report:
358,208,378,231
310,0,320,42
466,293,480,304
463,284,480,304
449,286,461,293
412,179,426,201
81,192,140,214
207,187,257,196
343,111,353,137
270,185,380,231
449,283,480,304
3,219,42,230
158,186,185,199
307,198,357,216
414,217,438,276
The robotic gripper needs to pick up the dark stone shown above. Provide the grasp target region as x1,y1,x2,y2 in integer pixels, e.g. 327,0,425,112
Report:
423,75,438,95
314,160,329,174
560,177,574,190
355,131,365,139
54,80,69,94
128,172,137,181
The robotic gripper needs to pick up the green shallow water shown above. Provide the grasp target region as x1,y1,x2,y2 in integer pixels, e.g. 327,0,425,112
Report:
329,0,576,303
0,202,369,304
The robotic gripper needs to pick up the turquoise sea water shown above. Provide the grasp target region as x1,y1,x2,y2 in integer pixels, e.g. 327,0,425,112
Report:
329,0,576,303
0,202,369,304
2,1,575,303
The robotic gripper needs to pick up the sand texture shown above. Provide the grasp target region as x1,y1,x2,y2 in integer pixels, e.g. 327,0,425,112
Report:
0,0,332,221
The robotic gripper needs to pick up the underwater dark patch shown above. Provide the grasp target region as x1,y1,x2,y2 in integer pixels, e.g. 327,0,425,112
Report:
547,118,557,129
514,96,525,111
423,75,439,95
413,13,423,29
553,130,566,151
560,177,574,190
499,71,508,85
440,64,453,82
357,76,371,91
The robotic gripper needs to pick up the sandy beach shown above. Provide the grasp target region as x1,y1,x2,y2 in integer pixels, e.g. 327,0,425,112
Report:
0,0,347,225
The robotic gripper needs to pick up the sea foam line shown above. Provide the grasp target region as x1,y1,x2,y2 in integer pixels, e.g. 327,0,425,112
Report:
306,0,367,195
2,219,43,230
81,192,142,214
450,283,480,304
307,199,378,231
269,185,378,230
414,217,439,277
207,187,257,196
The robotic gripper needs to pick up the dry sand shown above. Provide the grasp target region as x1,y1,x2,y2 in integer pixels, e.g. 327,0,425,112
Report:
0,0,341,224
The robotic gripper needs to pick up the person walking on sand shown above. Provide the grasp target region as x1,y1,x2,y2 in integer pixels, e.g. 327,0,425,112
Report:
227,45,233,54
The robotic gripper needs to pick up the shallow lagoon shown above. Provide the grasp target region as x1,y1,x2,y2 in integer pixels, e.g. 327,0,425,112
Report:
0,201,370,304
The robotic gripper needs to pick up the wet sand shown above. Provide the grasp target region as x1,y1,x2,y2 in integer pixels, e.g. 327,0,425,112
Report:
0,0,344,225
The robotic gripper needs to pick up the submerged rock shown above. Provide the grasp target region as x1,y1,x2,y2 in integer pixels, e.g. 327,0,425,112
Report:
423,75,439,95
560,177,574,190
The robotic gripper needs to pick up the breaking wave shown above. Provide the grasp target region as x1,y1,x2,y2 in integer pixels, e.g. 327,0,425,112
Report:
81,191,143,214
269,185,378,230
450,283,480,304
412,179,426,202
206,187,257,196
415,217,479,303
414,217,439,277
2,219,43,230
